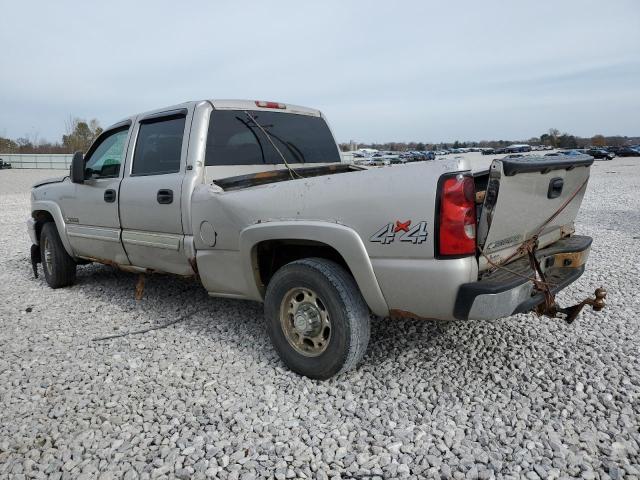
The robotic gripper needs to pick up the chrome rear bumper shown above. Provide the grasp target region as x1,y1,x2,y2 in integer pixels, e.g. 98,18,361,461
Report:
454,235,592,320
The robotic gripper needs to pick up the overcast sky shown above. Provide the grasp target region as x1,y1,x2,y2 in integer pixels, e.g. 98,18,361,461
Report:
1,1,639,144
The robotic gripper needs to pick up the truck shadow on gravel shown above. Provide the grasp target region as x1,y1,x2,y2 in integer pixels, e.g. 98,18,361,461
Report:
23,261,528,376
117,265,449,345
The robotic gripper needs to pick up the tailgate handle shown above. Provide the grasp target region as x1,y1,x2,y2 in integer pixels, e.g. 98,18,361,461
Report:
547,178,564,199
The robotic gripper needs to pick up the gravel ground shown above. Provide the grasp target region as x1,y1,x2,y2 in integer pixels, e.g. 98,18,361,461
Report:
0,160,638,480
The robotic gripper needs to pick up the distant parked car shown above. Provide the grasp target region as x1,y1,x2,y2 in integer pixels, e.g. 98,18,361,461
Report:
558,150,584,156
481,148,495,155
506,144,532,153
605,146,629,154
585,148,615,160
616,146,640,157
402,152,420,163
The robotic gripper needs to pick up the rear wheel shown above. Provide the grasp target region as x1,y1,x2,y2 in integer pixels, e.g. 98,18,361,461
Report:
264,258,370,379
40,222,76,288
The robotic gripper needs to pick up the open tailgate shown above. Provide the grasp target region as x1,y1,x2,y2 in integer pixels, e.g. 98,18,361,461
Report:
477,155,593,271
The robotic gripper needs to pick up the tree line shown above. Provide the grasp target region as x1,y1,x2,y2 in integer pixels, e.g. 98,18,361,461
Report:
341,129,638,152
0,117,103,154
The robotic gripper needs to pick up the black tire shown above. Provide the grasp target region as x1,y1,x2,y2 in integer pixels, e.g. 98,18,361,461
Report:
40,222,76,288
264,258,370,379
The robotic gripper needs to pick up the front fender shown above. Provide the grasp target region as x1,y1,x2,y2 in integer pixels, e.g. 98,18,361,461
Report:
31,200,75,257
239,221,389,316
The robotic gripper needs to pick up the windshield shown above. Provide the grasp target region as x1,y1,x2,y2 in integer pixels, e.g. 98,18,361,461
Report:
205,110,340,166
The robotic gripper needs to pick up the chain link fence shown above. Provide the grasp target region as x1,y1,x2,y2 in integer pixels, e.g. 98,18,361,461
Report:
0,154,73,169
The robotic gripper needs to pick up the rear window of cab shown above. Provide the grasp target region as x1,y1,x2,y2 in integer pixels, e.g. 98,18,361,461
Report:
205,110,341,166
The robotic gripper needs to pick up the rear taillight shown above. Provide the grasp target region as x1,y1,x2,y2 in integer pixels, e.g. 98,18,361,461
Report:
437,173,476,257
255,100,286,109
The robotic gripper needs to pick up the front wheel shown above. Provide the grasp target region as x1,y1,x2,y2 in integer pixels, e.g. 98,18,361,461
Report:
264,258,370,379
40,222,76,288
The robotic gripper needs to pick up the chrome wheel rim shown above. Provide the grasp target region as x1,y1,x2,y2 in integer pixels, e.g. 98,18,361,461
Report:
43,237,53,274
280,287,331,357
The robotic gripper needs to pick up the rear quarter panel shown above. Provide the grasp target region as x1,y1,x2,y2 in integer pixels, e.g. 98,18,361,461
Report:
191,158,477,319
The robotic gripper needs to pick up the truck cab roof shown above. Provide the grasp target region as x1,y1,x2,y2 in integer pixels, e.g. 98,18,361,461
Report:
108,99,322,131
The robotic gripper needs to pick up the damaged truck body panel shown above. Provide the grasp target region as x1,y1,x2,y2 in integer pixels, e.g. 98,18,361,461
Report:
190,155,477,318
27,99,606,378
476,155,593,271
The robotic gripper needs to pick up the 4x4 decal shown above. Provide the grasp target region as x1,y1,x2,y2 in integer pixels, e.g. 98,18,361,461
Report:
369,220,428,244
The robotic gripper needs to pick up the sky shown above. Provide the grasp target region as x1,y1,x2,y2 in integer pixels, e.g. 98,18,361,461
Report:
1,1,639,144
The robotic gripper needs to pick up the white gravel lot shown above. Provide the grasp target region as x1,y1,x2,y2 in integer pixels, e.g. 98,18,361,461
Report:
0,160,639,480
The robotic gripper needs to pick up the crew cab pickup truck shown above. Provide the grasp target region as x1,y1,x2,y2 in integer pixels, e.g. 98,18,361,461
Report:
27,99,604,379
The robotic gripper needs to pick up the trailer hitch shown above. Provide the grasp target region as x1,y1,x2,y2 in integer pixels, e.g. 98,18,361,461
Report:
536,287,607,324
524,241,607,324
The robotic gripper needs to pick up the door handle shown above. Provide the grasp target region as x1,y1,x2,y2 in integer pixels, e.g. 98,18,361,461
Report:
104,189,116,203
157,189,173,204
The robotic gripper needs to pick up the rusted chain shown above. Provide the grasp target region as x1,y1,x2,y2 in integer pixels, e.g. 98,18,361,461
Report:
91,308,205,342
530,176,590,240
477,240,554,286
477,176,590,292
480,176,589,273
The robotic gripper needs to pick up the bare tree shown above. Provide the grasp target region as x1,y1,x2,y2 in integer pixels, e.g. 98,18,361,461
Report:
62,116,103,152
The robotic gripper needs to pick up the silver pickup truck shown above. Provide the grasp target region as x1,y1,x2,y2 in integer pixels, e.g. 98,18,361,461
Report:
27,99,605,379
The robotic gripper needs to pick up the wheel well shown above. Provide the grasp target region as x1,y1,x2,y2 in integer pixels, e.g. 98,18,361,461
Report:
32,210,54,243
254,239,353,289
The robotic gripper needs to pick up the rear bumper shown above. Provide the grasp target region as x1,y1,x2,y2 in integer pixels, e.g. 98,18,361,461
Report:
454,235,592,320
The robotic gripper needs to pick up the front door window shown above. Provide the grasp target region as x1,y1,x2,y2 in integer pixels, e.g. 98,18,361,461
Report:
84,128,129,178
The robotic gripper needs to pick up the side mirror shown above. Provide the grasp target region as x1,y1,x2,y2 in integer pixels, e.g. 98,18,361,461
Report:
70,151,85,184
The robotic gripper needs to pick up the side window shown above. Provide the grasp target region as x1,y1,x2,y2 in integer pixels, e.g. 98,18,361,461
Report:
84,128,129,178
132,115,186,176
